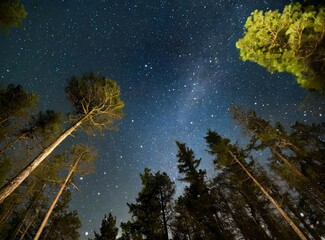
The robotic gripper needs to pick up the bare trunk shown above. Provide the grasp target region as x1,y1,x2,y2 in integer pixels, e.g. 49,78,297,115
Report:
33,153,82,240
229,151,307,240
0,113,90,203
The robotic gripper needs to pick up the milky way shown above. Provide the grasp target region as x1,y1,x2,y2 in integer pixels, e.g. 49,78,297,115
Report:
1,0,323,238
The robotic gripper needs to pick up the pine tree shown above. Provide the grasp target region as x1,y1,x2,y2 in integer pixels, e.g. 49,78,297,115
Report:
34,145,96,240
0,110,63,155
0,73,124,203
174,141,229,240
94,213,118,240
230,105,325,211
42,190,81,240
124,168,175,240
205,130,308,240
236,2,325,91
0,84,38,140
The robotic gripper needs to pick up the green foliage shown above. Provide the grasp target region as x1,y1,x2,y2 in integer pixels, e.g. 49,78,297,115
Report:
66,73,125,133
174,141,228,240
93,213,118,240
30,110,64,135
0,84,38,125
175,141,204,183
43,190,81,240
123,168,175,240
97,113,324,240
0,0,27,30
236,2,325,91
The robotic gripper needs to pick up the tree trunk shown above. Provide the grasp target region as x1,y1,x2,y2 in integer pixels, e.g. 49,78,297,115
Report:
12,183,46,240
228,151,308,240
33,152,83,240
159,189,169,240
0,113,91,203
19,208,40,240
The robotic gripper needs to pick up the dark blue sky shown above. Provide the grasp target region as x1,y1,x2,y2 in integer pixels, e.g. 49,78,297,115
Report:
1,0,324,239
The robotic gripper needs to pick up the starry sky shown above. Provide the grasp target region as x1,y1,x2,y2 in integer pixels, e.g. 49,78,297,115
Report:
1,0,324,239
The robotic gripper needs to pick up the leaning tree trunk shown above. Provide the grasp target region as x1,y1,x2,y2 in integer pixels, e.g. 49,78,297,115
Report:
33,152,83,240
0,112,91,204
228,151,307,240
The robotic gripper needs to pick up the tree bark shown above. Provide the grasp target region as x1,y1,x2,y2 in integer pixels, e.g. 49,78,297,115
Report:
0,112,91,204
229,151,307,240
33,152,83,240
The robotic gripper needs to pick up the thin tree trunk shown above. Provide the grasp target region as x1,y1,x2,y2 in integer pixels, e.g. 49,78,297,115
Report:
19,207,40,240
12,183,46,239
159,189,169,240
0,112,91,203
0,133,27,155
33,152,83,240
270,146,325,209
42,212,58,240
229,151,308,240
0,181,36,225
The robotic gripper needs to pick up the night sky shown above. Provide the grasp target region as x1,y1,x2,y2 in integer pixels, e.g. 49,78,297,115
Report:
1,0,324,239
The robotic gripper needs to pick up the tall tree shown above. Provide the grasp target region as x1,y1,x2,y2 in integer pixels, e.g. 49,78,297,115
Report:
0,73,124,203
42,190,81,240
93,213,119,240
205,130,308,240
124,168,175,240
174,141,230,240
236,2,325,91
230,105,325,214
34,145,96,240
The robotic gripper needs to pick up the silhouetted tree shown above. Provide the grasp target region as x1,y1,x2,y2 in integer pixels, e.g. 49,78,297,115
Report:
230,105,325,211
173,141,230,240
205,130,307,240
93,213,118,240
124,168,175,240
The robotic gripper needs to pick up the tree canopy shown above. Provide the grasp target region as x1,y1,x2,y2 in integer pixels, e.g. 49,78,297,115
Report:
0,0,27,30
66,72,125,133
93,213,119,240
236,2,325,91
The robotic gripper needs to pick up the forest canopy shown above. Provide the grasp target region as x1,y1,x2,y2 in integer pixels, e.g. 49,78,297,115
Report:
236,2,325,92
92,113,325,239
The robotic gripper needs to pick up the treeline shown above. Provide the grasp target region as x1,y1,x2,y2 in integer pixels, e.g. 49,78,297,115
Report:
0,73,124,239
93,107,325,240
